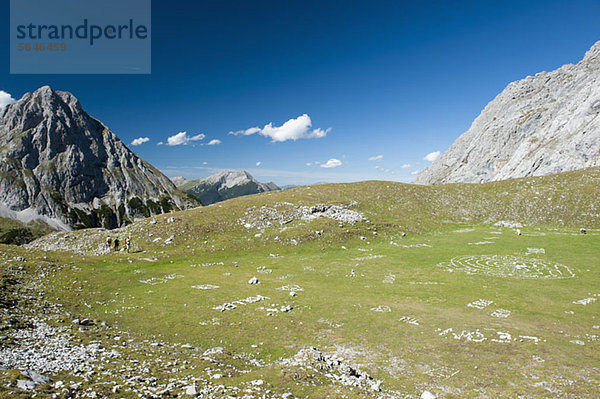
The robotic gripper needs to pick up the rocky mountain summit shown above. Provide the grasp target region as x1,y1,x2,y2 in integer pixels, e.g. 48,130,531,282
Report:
0,86,198,230
416,41,600,184
170,176,189,188
176,170,279,205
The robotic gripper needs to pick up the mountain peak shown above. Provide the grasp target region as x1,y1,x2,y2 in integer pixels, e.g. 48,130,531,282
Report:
415,41,600,184
33,85,80,107
36,85,53,93
583,40,600,62
2,86,84,130
0,87,199,229
178,170,279,205
24,85,68,104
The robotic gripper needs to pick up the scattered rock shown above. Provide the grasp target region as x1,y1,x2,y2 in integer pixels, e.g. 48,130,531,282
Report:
421,390,436,399
281,347,382,392
191,284,220,290
17,379,36,391
239,202,363,230
494,221,523,229
184,384,197,395
22,370,51,385
371,305,391,312
277,284,303,292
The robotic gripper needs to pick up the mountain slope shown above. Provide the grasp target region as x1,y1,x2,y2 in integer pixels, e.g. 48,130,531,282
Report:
0,86,199,229
416,41,600,184
178,170,279,205
29,166,600,255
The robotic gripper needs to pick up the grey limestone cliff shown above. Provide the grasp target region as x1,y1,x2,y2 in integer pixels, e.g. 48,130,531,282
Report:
416,41,600,184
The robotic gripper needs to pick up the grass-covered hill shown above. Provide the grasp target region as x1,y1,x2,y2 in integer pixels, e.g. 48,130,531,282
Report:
1,167,599,398
28,167,600,255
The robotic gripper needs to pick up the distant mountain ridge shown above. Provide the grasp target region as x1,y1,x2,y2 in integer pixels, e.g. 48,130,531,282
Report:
416,41,600,184
174,170,279,205
0,86,199,230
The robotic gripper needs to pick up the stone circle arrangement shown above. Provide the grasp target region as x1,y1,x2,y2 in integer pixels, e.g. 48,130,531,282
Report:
437,255,575,279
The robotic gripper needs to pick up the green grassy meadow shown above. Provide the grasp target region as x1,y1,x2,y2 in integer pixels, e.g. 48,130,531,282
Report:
2,168,600,397
40,225,599,397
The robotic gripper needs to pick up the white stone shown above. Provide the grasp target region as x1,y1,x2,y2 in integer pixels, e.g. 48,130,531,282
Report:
248,276,260,285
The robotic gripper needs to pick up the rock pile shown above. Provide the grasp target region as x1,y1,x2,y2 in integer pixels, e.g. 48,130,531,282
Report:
494,221,523,229
239,202,364,229
281,347,382,392
0,316,102,375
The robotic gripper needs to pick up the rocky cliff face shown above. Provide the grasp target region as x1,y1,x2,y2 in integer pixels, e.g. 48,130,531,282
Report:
416,41,600,184
178,170,279,205
0,86,199,229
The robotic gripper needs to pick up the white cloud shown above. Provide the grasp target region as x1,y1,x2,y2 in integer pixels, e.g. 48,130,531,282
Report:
233,127,261,136
130,137,150,146
368,155,384,162
202,161,208,165
0,91,15,108
256,161,262,166
424,151,441,162
157,141,164,146
167,131,205,146
411,170,420,175
400,164,411,169
229,114,330,142
375,166,394,173
206,139,221,146
305,162,312,166
320,158,342,169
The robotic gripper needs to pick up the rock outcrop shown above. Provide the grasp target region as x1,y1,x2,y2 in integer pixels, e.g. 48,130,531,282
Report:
177,170,279,205
0,86,199,229
416,41,600,184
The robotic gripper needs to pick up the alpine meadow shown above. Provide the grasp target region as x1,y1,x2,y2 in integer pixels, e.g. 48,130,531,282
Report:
1,1,600,398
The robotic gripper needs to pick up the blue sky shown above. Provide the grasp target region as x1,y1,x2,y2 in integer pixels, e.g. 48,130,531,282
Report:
1,0,599,185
